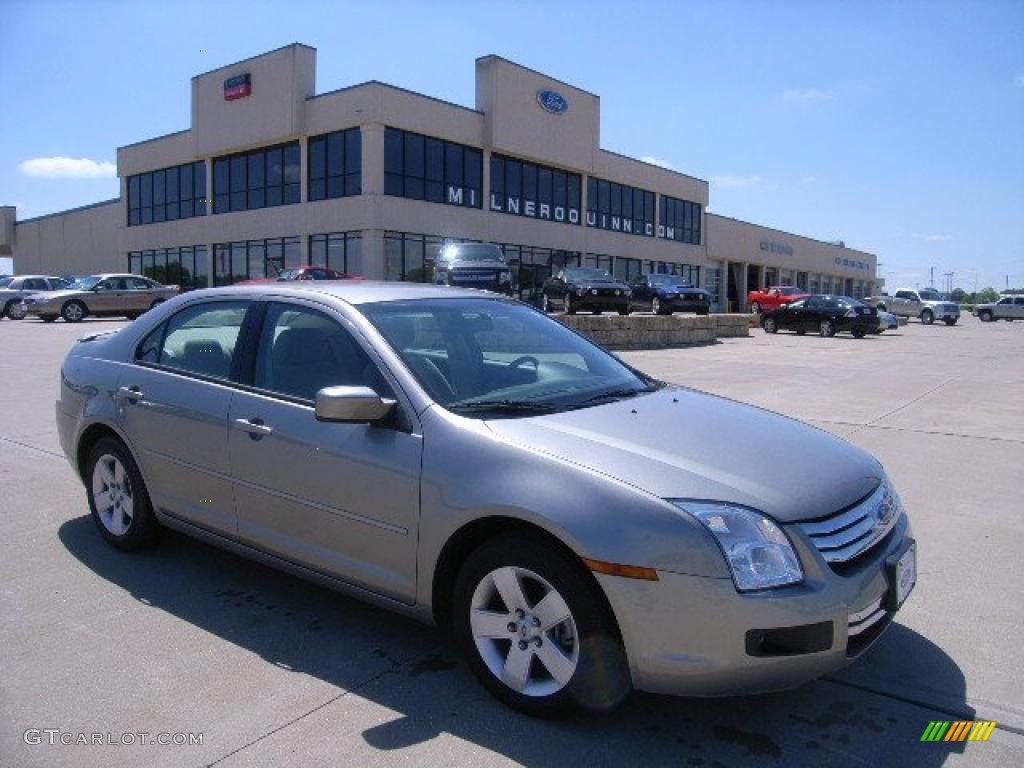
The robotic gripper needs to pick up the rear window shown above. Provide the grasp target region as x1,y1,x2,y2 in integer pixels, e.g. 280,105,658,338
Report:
136,301,249,381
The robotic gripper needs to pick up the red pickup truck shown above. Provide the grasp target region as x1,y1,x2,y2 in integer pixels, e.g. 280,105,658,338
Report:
748,286,808,313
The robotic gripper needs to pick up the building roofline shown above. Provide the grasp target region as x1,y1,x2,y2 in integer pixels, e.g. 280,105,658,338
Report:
308,79,484,116
598,147,709,186
706,212,875,257
475,54,599,100
117,128,191,152
15,198,121,225
191,42,316,81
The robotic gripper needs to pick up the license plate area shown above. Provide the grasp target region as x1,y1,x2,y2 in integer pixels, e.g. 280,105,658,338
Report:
885,539,916,611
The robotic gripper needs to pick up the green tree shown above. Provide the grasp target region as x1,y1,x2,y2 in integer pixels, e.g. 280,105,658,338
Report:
976,287,999,304
950,288,967,303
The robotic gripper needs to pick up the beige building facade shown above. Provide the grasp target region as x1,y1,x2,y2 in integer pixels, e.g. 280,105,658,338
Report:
4,43,877,308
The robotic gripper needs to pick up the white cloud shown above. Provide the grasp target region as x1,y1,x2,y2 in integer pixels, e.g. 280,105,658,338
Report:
800,176,818,184
639,155,675,171
783,88,835,105
1015,73,1024,89
712,174,762,189
18,156,116,179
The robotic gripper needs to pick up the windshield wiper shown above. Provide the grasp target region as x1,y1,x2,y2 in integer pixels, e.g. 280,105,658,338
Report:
448,399,560,414
577,386,656,405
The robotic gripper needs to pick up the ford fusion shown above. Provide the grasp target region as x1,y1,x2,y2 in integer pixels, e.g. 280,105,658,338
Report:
56,282,915,716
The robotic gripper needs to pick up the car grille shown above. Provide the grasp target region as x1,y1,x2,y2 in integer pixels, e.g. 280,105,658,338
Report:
682,293,706,301
941,303,958,312
798,480,902,565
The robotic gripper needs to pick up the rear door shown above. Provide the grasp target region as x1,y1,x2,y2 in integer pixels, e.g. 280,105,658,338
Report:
1014,297,1024,319
227,300,422,602
117,299,250,537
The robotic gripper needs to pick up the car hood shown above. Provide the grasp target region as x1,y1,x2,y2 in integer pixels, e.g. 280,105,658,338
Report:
571,280,629,291
658,285,708,295
442,261,508,271
484,387,880,523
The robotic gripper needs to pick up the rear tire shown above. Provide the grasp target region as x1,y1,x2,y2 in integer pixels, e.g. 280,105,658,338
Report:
617,305,631,316
852,327,867,338
979,310,992,322
920,309,934,325
453,533,631,717
85,437,159,551
762,317,778,334
819,319,836,337
61,300,86,323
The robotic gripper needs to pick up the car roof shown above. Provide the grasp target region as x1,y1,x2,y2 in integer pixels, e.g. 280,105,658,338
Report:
185,280,498,306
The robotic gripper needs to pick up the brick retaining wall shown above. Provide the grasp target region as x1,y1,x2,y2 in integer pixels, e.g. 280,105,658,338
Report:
555,314,750,349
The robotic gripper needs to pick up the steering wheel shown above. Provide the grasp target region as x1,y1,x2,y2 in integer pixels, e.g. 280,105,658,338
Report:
508,355,540,371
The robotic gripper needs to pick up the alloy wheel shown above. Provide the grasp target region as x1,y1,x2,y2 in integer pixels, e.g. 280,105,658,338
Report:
751,301,761,314
469,565,580,698
6,301,26,320
91,454,134,536
62,302,84,323
763,317,777,333
652,298,661,315
819,319,835,337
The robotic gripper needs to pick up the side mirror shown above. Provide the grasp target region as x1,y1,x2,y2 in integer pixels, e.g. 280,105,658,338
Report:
315,386,396,423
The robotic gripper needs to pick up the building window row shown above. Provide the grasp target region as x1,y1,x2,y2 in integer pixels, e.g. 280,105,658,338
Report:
489,154,582,226
308,128,361,201
309,231,363,275
658,195,702,245
384,127,482,208
128,245,209,290
586,177,656,237
213,141,300,214
213,236,301,285
127,161,206,227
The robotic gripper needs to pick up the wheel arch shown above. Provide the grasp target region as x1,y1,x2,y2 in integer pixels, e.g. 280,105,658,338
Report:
75,422,129,484
431,515,624,642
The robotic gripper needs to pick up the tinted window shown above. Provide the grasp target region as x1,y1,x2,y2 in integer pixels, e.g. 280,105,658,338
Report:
155,302,248,380
128,161,205,227
213,141,300,214
254,303,380,401
384,127,481,208
308,128,361,201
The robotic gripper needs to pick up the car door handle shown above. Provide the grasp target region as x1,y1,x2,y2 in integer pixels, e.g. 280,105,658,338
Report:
233,418,273,438
117,386,145,402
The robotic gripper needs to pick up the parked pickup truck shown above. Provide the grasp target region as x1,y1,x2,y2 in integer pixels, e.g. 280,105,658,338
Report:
868,288,960,325
975,295,1024,322
747,285,808,313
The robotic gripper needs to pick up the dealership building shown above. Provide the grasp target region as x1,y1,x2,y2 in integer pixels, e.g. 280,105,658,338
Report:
0,44,879,311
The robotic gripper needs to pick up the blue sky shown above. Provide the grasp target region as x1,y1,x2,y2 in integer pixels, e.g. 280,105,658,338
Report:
1,0,1021,291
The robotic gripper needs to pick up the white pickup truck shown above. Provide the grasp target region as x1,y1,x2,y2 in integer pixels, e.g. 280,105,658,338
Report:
868,288,960,326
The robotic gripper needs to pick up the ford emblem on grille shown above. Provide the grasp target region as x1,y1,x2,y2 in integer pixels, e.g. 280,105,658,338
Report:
537,89,569,115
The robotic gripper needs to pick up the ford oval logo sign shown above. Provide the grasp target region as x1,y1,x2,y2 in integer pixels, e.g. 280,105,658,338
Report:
536,89,569,115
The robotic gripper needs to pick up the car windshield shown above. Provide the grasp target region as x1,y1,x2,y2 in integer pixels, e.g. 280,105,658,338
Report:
361,298,656,417
837,296,865,307
438,244,506,264
0,277,12,288
778,287,800,296
649,274,689,286
565,268,613,282
918,289,943,301
69,276,101,290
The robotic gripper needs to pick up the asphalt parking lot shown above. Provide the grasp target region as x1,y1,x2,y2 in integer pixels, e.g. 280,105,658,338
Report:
2,313,1022,767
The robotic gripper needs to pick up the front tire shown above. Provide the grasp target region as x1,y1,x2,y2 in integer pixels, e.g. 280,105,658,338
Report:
5,300,27,320
652,297,663,315
920,309,934,325
852,327,867,338
979,310,992,322
944,318,957,326
762,317,778,334
453,533,631,717
617,304,631,316
819,319,836,337
62,300,86,323
750,301,761,314
85,438,159,551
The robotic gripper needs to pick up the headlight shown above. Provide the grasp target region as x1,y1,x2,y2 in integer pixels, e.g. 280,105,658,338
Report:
615,289,622,296
670,500,803,591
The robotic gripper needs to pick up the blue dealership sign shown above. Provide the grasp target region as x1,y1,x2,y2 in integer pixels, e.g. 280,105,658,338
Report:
536,89,569,115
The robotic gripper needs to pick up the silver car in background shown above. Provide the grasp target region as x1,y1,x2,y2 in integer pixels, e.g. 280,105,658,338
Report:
24,273,179,323
56,282,916,716
0,275,70,320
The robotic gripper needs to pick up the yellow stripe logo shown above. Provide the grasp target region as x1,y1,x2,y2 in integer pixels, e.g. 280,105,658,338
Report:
920,720,997,742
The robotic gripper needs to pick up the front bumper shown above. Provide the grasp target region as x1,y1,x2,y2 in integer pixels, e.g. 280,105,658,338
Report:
599,513,912,697
927,306,960,321
661,296,710,314
572,292,629,310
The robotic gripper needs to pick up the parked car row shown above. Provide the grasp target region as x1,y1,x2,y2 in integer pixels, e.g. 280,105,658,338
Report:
8,274,180,323
540,268,711,316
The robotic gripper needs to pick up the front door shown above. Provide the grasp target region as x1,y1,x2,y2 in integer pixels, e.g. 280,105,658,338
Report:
227,301,422,603
89,278,129,314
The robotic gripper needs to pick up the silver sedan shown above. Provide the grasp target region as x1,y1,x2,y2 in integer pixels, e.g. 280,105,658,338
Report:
0,274,70,319
23,273,179,323
56,282,916,716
